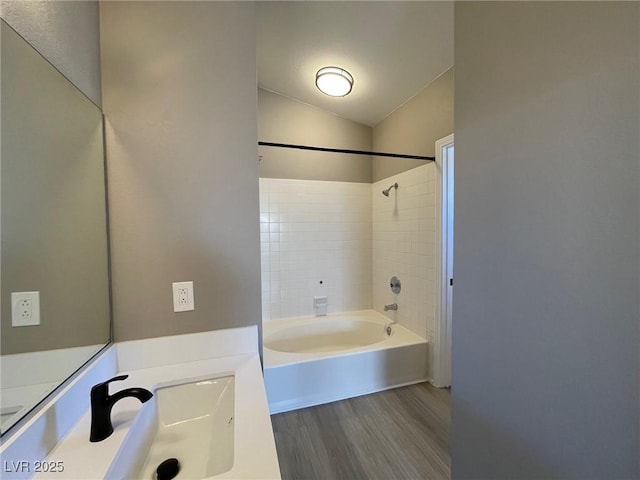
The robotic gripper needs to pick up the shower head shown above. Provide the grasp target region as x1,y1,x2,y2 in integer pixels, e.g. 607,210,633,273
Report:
382,183,398,197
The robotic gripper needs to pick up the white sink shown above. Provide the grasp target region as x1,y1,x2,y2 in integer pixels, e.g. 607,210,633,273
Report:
105,374,235,480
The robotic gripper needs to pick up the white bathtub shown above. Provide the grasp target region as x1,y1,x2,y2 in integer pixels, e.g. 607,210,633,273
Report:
263,310,428,414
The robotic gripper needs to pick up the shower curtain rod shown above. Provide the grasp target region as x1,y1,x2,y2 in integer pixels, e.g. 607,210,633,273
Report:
258,141,435,161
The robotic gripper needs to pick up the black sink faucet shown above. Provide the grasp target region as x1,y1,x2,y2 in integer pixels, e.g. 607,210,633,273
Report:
90,374,153,442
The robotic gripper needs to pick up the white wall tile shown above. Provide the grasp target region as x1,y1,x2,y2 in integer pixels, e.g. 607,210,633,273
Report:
372,164,436,346
259,178,372,321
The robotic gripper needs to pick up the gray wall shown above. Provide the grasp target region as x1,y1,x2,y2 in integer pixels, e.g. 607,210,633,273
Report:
372,68,453,182
258,88,372,183
258,71,453,184
101,2,261,342
0,0,102,106
452,3,639,479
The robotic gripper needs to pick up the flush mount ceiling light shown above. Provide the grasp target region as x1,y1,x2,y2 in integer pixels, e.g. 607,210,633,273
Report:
315,66,354,97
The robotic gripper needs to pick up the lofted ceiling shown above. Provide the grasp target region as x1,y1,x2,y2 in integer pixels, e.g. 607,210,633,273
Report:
256,1,454,127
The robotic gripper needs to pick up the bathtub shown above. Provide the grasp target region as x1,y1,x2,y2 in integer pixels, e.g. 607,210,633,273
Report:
263,310,428,414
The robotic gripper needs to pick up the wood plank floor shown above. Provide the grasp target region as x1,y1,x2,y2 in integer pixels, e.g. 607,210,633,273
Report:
271,382,450,480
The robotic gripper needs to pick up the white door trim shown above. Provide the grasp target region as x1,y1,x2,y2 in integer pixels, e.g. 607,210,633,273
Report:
432,134,454,388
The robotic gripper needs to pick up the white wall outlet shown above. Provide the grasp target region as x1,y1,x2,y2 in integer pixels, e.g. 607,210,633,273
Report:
172,281,194,313
11,291,40,327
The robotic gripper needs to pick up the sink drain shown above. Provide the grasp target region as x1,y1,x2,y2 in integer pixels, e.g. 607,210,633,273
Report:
156,458,180,480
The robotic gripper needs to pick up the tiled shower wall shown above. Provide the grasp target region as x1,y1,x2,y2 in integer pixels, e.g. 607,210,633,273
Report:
259,178,372,322
372,164,436,341
260,165,435,343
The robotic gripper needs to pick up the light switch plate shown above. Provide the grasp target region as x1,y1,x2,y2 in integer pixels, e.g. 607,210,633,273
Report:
172,281,194,312
11,291,40,326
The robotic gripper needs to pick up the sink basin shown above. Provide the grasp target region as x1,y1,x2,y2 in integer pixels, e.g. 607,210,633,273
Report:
105,374,234,480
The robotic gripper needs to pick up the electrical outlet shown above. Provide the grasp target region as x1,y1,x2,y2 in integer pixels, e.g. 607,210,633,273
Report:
11,291,40,327
172,281,194,312
177,287,189,305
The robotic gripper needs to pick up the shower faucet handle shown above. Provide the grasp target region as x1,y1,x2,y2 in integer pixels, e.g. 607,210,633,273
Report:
390,276,401,293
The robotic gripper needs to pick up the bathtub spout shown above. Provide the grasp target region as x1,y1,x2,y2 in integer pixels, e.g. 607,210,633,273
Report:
384,303,398,311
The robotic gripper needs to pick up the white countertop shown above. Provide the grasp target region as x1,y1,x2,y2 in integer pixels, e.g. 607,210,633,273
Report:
33,353,281,480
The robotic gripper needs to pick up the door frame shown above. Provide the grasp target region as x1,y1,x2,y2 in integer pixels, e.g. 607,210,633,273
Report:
432,134,454,388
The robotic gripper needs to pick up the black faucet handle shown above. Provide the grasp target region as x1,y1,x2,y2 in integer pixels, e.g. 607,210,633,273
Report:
91,374,129,394
104,374,129,384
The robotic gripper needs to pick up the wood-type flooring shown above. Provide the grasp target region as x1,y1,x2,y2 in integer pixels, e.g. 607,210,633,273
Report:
271,382,450,480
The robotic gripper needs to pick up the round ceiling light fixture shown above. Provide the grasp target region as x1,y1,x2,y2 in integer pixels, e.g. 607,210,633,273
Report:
315,66,354,97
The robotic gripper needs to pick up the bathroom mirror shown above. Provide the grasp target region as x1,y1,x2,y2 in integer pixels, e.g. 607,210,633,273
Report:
0,20,111,435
